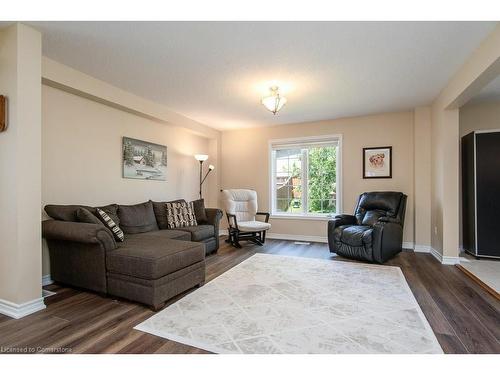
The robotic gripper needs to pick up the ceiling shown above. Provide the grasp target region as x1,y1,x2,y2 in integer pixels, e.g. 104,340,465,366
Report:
12,22,500,130
468,74,500,105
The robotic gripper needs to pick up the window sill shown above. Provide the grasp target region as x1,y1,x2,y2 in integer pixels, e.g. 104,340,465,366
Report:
270,214,335,221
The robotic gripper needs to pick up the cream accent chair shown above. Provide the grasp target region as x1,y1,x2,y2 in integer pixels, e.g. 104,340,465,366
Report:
221,189,271,248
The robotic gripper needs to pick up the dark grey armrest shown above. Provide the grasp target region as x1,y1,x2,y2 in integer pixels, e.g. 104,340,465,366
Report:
205,208,223,226
378,216,402,224
205,208,223,249
42,220,117,251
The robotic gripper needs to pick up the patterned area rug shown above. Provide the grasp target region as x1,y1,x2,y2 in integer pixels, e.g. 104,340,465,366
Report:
135,253,443,354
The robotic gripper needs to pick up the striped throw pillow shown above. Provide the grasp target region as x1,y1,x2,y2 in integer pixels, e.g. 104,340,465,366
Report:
96,208,124,242
165,201,197,229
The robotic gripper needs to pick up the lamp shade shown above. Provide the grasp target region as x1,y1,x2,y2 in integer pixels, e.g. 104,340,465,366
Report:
194,154,209,161
208,164,215,170
261,86,287,115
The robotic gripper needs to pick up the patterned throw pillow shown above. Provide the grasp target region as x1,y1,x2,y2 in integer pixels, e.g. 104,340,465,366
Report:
96,208,125,242
165,201,197,229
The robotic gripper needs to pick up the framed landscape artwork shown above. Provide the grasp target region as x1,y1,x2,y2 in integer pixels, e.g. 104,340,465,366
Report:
363,146,392,179
122,137,167,180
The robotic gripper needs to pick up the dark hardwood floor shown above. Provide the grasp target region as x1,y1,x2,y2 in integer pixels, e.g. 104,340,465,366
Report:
1,238,499,354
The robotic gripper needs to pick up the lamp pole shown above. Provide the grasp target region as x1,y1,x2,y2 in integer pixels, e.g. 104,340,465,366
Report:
198,160,203,199
194,154,214,200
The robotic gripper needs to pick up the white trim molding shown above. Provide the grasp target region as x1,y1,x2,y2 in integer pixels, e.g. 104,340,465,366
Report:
218,231,460,264
42,274,54,286
219,230,327,243
393,243,460,265
267,233,327,243
268,134,343,218
402,242,414,250
270,214,332,221
413,244,432,253
0,297,46,319
429,247,460,265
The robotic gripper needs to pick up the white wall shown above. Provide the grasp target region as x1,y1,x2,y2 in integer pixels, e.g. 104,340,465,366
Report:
42,84,213,274
220,111,415,243
413,107,432,249
0,24,43,311
430,24,500,261
460,99,500,136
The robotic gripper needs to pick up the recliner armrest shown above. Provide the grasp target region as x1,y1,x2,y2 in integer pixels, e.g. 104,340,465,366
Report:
371,221,404,263
327,214,357,253
42,220,117,251
378,216,402,224
331,214,357,226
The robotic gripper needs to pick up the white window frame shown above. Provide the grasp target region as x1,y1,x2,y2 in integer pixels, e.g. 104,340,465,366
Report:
268,134,343,220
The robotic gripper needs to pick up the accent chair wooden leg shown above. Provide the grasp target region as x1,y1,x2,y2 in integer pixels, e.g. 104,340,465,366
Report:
225,230,232,243
233,232,242,248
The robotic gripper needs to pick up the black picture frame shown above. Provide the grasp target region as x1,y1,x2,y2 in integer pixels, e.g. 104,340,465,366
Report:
363,146,392,179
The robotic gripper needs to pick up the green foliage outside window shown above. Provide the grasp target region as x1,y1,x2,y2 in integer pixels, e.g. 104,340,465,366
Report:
307,147,337,213
275,146,337,214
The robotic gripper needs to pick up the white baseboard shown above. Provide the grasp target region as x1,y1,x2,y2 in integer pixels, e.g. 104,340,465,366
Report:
429,247,460,265
441,256,461,265
219,231,460,264
0,297,46,319
267,233,327,243
414,244,431,253
42,274,53,286
219,230,327,243
430,247,443,263
402,241,414,250
399,243,460,265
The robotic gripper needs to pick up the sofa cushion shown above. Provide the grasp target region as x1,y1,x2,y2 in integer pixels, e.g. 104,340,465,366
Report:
165,201,197,229
191,199,208,224
45,205,89,222
118,201,159,234
175,225,215,242
237,221,271,232
151,199,186,229
107,237,205,279
76,207,104,225
45,204,119,225
127,229,191,242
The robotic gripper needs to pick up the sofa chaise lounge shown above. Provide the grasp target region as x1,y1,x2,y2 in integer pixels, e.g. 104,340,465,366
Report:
42,200,222,309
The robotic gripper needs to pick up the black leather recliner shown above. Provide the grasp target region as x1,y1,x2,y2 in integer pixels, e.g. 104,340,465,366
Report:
328,191,407,263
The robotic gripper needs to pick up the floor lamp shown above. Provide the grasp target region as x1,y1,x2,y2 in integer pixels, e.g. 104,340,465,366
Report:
194,154,215,199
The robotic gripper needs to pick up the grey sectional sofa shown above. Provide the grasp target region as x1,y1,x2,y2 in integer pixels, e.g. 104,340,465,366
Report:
42,200,222,309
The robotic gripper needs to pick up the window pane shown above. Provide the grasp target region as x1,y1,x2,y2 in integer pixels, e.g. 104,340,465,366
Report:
275,148,302,213
307,146,337,214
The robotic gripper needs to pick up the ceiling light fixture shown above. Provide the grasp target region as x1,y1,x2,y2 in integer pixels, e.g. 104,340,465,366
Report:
261,86,287,115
